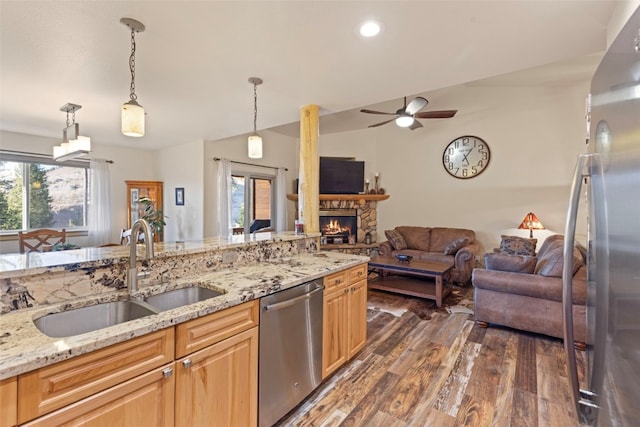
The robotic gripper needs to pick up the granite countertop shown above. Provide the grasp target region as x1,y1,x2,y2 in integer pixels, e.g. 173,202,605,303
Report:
0,232,311,277
0,251,368,380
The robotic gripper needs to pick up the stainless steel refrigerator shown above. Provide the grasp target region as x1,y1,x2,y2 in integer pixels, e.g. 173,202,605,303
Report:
563,6,640,426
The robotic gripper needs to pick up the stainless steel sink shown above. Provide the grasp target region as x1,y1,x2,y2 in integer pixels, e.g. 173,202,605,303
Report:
143,286,225,312
34,300,157,338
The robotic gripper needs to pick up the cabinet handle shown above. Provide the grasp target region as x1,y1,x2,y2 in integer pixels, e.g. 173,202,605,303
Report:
163,367,173,378
183,359,192,368
336,279,342,284
344,288,349,294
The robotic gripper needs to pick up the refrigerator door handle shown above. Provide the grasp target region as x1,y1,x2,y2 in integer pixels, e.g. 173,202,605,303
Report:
563,153,605,424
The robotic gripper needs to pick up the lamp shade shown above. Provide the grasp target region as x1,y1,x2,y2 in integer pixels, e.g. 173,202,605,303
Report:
248,134,263,159
122,100,145,137
518,212,545,237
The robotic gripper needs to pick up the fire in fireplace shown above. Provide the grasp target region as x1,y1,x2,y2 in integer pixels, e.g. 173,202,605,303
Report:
319,209,357,244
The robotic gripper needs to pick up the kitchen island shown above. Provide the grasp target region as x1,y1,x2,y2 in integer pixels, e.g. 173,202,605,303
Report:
0,233,368,380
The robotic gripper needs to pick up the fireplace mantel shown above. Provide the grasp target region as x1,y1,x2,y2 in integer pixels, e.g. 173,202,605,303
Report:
286,194,389,202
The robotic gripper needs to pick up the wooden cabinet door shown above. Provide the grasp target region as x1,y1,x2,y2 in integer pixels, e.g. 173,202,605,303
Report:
348,279,368,358
21,364,175,427
322,286,349,379
175,327,258,427
126,180,163,242
0,377,16,427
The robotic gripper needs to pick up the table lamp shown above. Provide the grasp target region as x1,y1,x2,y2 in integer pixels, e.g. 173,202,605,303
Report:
518,212,545,238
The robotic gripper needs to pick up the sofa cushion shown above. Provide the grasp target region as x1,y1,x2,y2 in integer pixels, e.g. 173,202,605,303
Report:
499,235,537,256
535,246,584,277
444,237,469,255
484,253,537,274
538,234,564,257
385,229,408,250
430,228,475,253
395,226,431,251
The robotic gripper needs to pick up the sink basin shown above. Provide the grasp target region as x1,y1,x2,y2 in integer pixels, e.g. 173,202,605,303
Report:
144,286,225,312
34,300,156,338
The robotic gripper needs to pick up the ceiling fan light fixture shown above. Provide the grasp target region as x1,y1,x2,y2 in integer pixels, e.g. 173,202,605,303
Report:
359,20,382,37
395,115,414,128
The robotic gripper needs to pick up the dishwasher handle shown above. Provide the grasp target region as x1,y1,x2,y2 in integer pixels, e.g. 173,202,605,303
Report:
262,284,324,312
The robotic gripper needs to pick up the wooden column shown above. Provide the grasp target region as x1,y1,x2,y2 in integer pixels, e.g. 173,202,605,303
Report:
299,104,319,233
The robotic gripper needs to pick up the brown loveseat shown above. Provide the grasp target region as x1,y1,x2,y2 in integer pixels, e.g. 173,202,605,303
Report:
472,234,587,349
378,226,480,284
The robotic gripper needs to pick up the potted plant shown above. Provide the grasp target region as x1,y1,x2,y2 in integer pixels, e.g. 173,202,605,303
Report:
138,197,166,241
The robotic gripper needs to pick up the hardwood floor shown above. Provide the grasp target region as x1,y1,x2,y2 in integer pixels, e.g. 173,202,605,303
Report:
279,284,586,427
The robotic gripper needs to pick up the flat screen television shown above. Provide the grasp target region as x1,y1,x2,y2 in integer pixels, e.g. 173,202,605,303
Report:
319,157,365,194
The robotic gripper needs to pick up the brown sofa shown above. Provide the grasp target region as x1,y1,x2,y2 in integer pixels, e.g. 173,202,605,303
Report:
378,226,480,284
472,234,587,349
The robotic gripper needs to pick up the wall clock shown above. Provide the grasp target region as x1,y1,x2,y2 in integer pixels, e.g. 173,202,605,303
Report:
442,135,490,179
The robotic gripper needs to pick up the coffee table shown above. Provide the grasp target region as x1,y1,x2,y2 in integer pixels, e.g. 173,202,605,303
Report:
368,256,454,307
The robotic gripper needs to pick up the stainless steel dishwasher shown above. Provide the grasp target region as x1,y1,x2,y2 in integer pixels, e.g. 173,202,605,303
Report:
259,280,324,427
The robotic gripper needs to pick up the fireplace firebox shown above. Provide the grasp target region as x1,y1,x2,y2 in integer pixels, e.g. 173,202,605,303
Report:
319,209,357,244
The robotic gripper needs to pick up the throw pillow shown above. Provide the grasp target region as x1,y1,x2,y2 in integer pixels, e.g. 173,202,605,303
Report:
443,237,469,255
499,235,537,256
484,253,537,273
385,229,408,250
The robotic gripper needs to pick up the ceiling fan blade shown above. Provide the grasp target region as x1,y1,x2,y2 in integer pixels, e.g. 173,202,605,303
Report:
405,97,428,115
360,109,396,115
414,110,458,119
409,120,423,130
368,118,395,128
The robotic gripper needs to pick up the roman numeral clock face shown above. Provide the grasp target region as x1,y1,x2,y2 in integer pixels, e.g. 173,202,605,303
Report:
442,135,490,179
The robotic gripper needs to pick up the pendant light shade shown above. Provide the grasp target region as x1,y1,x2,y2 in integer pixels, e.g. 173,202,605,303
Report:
120,18,145,137
248,77,263,159
53,103,92,162
248,134,263,159
122,99,145,137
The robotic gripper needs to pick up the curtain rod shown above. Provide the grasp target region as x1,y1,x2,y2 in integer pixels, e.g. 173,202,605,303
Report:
212,157,288,171
0,149,113,164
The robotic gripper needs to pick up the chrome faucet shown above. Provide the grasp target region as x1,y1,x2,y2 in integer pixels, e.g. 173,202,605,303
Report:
127,218,155,294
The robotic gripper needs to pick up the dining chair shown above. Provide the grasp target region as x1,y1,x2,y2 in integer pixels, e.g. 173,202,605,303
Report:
18,228,67,253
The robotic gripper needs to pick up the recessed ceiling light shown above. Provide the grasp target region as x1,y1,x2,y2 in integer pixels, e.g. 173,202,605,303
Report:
359,20,382,37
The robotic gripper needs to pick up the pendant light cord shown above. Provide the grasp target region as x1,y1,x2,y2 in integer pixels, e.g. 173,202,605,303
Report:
253,82,258,134
129,29,137,101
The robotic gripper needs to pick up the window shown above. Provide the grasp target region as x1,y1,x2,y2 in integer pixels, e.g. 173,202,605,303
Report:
231,173,273,234
0,153,89,232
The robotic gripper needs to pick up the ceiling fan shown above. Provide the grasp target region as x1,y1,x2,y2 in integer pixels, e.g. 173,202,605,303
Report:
360,96,457,130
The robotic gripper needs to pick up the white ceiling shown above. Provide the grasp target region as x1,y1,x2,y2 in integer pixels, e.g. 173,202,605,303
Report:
0,1,619,151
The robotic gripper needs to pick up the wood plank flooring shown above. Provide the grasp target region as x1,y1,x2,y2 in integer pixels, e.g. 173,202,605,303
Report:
279,284,586,427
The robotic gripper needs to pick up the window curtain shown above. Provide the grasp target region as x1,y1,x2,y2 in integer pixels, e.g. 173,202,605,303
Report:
216,158,232,237
275,167,287,232
87,159,112,246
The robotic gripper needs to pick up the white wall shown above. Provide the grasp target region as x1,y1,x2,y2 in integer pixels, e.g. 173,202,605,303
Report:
155,140,204,242
204,129,299,237
317,81,591,253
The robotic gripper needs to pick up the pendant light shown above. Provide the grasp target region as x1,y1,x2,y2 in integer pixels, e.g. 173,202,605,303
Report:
120,18,145,137
53,103,91,162
248,77,263,159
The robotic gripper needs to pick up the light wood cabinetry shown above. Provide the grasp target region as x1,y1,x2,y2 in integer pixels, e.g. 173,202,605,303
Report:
322,263,368,378
0,377,16,427
175,300,259,427
21,364,175,427
17,329,174,424
125,180,164,242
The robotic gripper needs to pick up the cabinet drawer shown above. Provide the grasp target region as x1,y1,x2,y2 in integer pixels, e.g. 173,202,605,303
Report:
324,270,347,292
349,264,367,283
0,377,16,427
175,300,259,358
18,328,174,424
21,363,175,427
